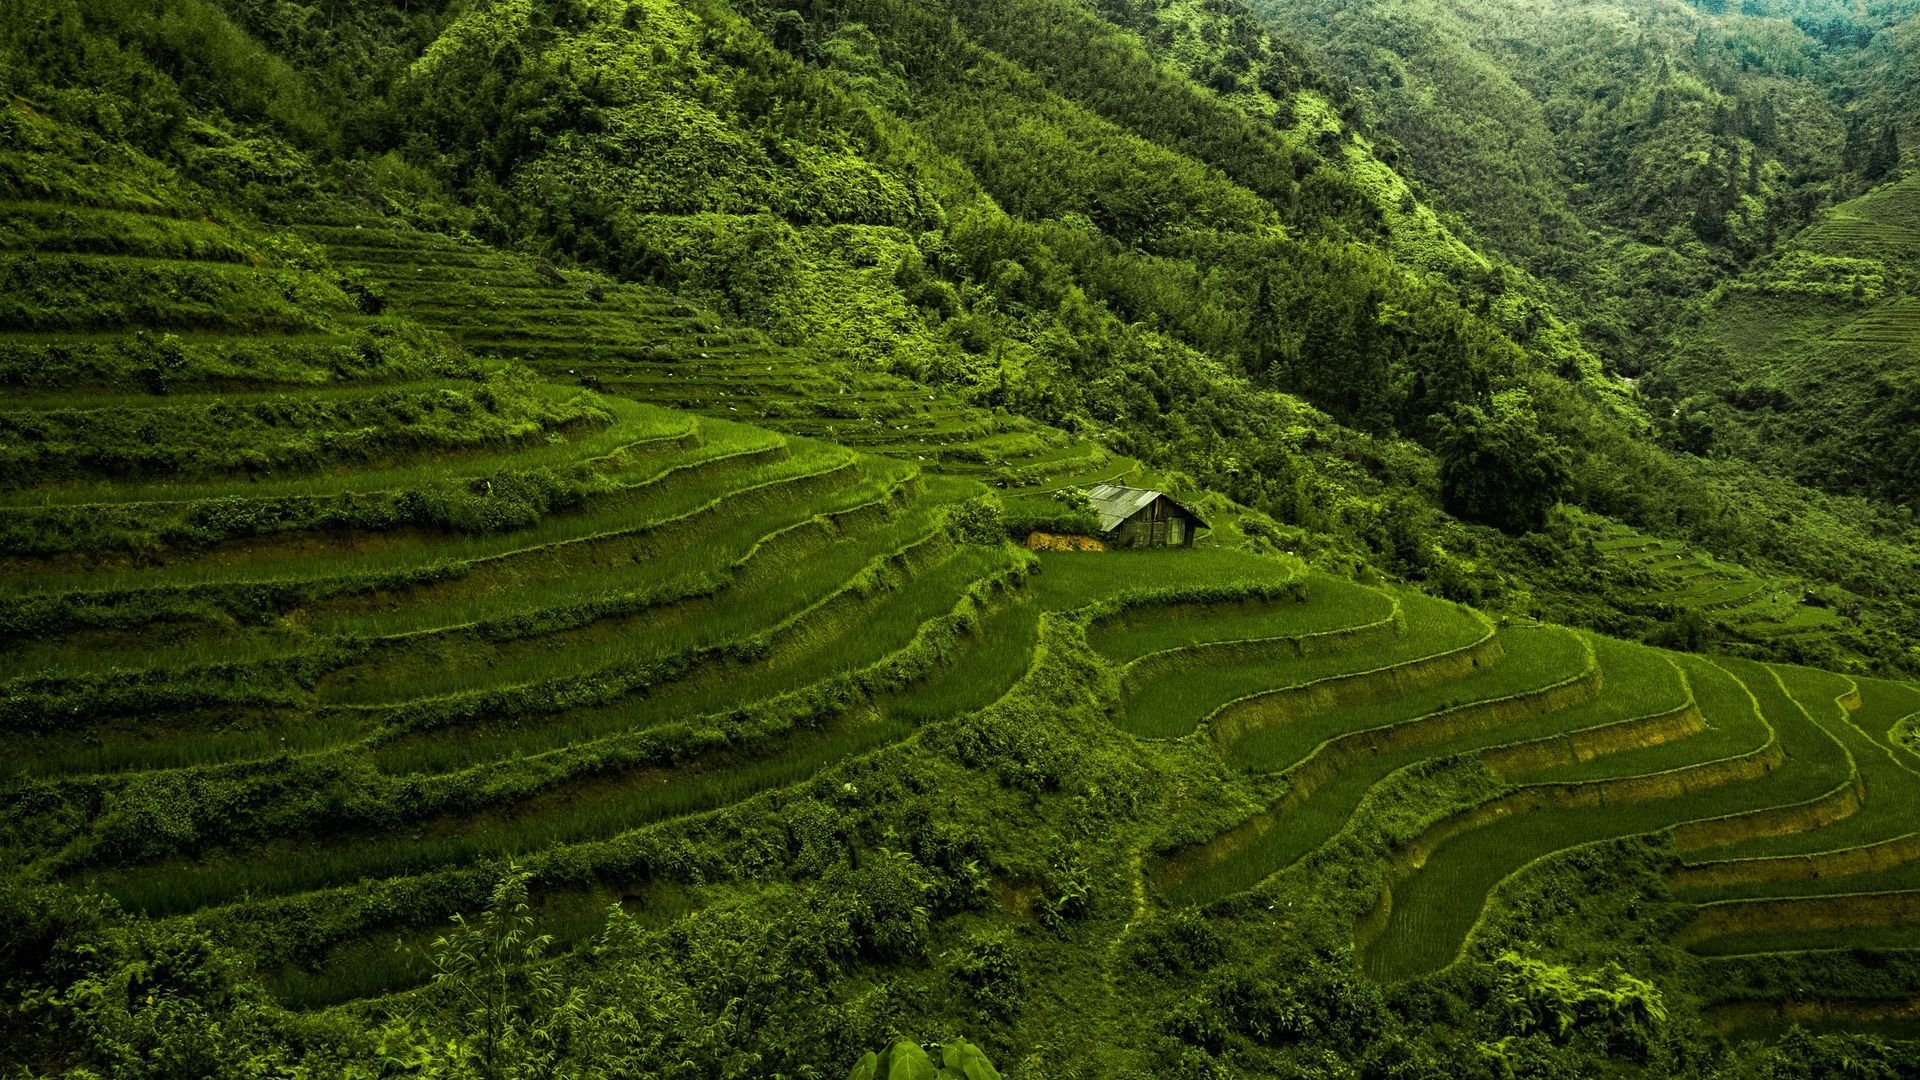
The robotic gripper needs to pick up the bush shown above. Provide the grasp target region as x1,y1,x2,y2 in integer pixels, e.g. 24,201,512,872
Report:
1434,390,1570,535
1000,489,1101,541
945,494,1006,545
845,1037,1001,1080
949,932,1028,1019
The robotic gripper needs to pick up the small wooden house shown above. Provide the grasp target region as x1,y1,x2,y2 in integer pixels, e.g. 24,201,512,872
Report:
1085,483,1208,548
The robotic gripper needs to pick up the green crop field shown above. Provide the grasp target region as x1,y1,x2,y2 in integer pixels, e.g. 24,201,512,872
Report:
1575,510,1844,642
0,136,1083,1036
1161,624,1597,904
1116,586,1487,738
1353,655,1807,981
14,4,1920,1074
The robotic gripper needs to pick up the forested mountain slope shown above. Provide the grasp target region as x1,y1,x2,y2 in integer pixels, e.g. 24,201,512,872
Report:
1248,0,1919,373
8,0,1920,1077
141,0,1920,675
1654,172,1920,504
10,108,1920,1075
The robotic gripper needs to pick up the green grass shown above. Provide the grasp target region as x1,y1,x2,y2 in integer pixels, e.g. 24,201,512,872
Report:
364,540,1023,774
1685,922,1920,958
88,547,1026,915
12,466,937,771
0,373,607,489
0,200,270,263
1509,656,1810,785
10,711,373,778
1714,1013,1920,1045
0,252,349,332
893,601,1042,722
96,713,921,916
1121,588,1484,740
0,446,840,684
1225,625,1592,774
1027,547,1301,612
1686,846,1920,906
1090,575,1390,665
0,448,877,683
329,498,949,710
7,464,924,776
0,329,435,393
0,392,689,510
1681,675,1920,888
1358,655,1832,982
1575,510,1838,639
306,214,1114,502
0,428,811,616
1164,625,1596,906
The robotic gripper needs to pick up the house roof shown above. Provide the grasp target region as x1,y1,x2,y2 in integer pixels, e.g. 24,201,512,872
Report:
1083,483,1209,533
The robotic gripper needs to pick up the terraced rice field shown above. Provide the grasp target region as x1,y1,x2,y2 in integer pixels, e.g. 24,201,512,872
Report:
1796,218,1920,264
1833,296,1920,348
293,215,1116,494
0,189,1070,1005
1584,515,1843,638
1669,673,1920,952
1797,176,1920,263
13,161,1920,1042
1099,545,1920,1024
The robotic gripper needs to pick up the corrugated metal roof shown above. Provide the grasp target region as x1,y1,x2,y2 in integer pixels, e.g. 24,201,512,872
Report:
1083,483,1207,533
1085,483,1159,532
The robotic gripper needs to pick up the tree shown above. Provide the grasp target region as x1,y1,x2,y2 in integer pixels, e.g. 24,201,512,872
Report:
1433,390,1570,534
1865,123,1900,183
1670,396,1717,456
426,862,584,1080
1843,115,1870,171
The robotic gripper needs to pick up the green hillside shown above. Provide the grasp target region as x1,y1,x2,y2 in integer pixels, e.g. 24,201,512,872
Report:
8,0,1920,1077
1245,0,1920,372
1654,171,1920,504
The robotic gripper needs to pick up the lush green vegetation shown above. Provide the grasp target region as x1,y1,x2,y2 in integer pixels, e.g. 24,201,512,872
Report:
7,0,1920,1076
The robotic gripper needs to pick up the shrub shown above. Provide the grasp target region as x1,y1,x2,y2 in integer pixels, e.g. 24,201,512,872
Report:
1000,489,1101,541
1487,952,1666,1060
845,1037,1001,1080
1433,390,1570,535
948,931,1028,1019
945,494,1006,545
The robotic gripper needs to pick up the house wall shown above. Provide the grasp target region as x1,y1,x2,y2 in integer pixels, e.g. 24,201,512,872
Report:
1109,496,1199,548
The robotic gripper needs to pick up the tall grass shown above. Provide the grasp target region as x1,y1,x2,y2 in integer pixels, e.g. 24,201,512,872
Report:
1684,921,1920,958
332,480,952,705
1514,655,1805,784
1359,656,1842,981
95,547,1029,914
0,422,795,599
893,602,1041,723
97,714,921,916
366,543,1021,774
0,392,688,509
1691,672,1920,868
9,465,922,775
1225,625,1592,772
1123,589,1483,740
1092,575,1391,665
1026,547,1298,612
12,713,370,776
1166,626,1601,906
